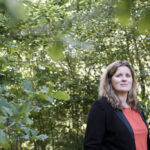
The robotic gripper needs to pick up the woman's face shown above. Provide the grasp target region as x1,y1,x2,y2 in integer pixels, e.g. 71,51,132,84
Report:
111,66,133,95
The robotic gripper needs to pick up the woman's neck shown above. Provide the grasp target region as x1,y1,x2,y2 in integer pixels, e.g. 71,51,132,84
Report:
117,93,130,108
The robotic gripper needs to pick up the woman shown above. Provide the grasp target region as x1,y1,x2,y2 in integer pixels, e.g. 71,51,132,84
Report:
84,61,149,150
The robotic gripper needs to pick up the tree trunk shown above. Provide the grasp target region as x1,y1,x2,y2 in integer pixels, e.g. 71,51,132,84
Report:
133,37,146,100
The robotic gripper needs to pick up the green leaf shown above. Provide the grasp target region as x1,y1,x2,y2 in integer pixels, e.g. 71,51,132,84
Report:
64,35,94,50
0,86,5,93
30,129,37,136
40,86,49,94
5,0,27,20
138,8,150,33
1,106,13,116
23,80,34,91
37,91,53,102
0,116,6,123
47,41,64,61
25,117,33,125
52,91,70,100
0,98,8,108
38,92,47,99
116,0,133,26
46,96,53,102
0,98,12,116
36,134,48,141
0,130,9,149
21,126,30,134
22,134,29,140
33,106,41,112
0,116,6,128
19,102,31,115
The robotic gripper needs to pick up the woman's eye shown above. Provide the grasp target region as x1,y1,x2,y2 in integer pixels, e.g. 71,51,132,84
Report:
126,74,131,77
116,74,121,77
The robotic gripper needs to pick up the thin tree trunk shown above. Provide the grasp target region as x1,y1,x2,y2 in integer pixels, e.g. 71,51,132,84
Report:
77,0,80,12
133,37,146,100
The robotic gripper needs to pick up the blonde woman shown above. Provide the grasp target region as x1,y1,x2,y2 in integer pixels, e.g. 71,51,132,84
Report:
84,61,150,150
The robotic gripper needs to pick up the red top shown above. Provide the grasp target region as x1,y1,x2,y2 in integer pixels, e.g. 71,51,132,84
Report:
123,108,148,150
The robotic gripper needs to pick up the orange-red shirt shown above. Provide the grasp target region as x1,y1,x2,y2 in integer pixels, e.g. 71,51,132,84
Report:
123,108,148,150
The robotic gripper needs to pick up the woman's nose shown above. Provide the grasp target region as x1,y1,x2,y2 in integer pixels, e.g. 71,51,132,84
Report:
122,76,127,81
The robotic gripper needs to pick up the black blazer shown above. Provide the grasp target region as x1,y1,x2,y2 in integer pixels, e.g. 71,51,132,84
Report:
84,97,150,150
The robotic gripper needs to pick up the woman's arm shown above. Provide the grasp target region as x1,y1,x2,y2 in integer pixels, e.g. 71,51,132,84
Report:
84,100,106,150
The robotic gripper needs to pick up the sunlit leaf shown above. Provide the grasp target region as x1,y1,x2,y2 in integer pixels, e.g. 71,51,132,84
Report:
64,35,94,50
33,106,41,112
36,134,48,141
38,92,47,99
52,91,70,100
47,41,64,61
138,8,150,33
40,86,49,94
46,96,53,102
116,0,133,26
25,117,33,125
22,134,29,139
5,0,26,20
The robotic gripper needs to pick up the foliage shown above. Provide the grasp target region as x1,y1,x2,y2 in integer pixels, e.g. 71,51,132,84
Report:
0,0,150,149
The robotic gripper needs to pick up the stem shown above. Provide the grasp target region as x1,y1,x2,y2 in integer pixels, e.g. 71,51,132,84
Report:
3,122,15,132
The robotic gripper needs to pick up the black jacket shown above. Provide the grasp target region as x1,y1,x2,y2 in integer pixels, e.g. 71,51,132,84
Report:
84,97,150,150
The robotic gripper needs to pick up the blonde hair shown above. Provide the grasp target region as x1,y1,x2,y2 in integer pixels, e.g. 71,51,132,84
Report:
98,61,139,111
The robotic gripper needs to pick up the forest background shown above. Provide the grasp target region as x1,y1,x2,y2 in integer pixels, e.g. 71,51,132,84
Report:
0,0,150,149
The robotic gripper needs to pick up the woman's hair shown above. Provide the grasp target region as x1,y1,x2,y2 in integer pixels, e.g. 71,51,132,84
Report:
98,60,139,111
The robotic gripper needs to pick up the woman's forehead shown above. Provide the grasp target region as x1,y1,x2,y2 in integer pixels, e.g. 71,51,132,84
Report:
115,66,131,73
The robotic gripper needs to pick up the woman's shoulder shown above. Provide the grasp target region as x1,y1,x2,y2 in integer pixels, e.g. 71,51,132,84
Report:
93,97,111,109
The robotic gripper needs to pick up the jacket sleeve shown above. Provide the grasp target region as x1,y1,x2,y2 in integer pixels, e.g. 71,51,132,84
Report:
84,100,106,150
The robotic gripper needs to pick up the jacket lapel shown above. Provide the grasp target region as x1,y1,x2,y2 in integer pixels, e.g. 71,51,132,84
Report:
115,109,135,141
115,109,149,150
